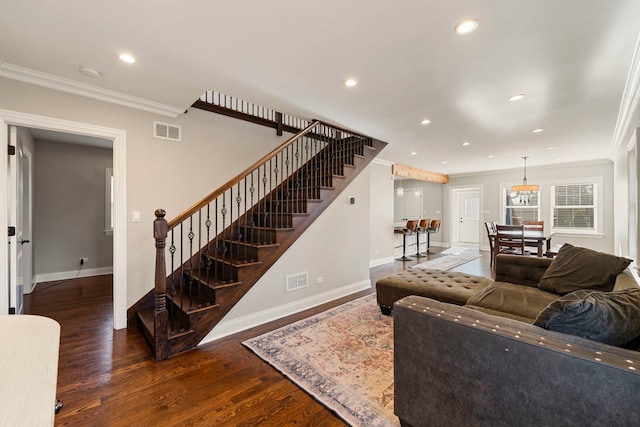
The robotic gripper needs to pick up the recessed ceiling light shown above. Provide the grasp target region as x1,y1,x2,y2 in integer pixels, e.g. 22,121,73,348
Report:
487,155,494,158
455,19,478,34
119,53,136,64
546,146,555,150
344,78,357,87
79,66,101,78
410,152,417,156
441,161,448,165
420,119,431,125
508,93,525,102
532,128,544,133
462,141,470,146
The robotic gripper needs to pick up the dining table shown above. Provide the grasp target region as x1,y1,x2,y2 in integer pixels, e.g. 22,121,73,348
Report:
489,228,553,257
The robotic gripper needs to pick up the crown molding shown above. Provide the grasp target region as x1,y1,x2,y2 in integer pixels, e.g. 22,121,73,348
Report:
0,61,184,118
610,31,640,157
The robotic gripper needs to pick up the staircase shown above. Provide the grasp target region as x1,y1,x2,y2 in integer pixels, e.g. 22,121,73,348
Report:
131,120,387,360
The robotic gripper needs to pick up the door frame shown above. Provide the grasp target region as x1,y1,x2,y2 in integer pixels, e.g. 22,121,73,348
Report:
0,109,127,329
449,185,483,249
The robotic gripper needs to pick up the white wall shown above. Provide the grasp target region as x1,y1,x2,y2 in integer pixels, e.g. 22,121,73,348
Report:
0,77,372,331
448,161,615,253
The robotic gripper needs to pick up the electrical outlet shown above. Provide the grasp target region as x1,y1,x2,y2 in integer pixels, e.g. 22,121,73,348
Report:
80,257,89,266
316,277,324,284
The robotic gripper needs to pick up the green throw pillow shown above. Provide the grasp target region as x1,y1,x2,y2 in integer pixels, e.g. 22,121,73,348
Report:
538,243,632,295
534,288,640,347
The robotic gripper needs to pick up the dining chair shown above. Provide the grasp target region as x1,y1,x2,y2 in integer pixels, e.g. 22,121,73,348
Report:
485,222,496,267
523,220,544,231
494,224,526,266
523,220,544,252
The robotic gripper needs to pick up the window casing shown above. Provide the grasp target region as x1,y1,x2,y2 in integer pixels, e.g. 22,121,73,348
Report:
551,183,596,233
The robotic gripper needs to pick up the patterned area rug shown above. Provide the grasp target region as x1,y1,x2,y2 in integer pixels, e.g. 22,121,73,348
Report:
243,294,398,427
413,247,482,271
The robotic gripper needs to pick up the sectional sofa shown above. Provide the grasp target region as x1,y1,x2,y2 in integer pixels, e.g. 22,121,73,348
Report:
391,245,640,426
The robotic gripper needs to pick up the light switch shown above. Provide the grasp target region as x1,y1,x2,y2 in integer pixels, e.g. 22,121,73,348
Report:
132,211,141,222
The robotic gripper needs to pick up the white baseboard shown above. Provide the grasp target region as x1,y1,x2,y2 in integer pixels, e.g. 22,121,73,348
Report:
200,279,372,345
35,266,113,285
369,256,395,268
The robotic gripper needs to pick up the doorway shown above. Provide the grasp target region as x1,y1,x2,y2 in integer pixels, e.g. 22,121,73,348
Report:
450,186,482,248
1,109,128,329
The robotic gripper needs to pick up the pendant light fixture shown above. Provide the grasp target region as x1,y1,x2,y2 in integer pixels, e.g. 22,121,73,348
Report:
512,156,539,193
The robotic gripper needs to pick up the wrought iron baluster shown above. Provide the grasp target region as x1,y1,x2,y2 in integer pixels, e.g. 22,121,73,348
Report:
214,198,219,285
205,204,212,305
169,229,176,334
179,223,184,316
243,178,248,261
249,172,255,246
197,210,202,308
221,192,228,283
188,217,195,310
235,182,242,262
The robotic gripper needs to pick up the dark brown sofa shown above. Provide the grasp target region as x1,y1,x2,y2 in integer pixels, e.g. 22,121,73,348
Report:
393,250,640,427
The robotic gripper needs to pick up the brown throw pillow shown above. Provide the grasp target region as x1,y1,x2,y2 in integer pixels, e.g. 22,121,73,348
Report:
538,243,632,295
534,288,640,347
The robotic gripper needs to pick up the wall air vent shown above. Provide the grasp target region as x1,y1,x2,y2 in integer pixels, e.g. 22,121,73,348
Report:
285,272,308,292
153,121,181,142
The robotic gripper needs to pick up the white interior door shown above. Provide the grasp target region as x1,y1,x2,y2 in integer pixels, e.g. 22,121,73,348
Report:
19,144,33,296
8,126,20,313
458,191,480,245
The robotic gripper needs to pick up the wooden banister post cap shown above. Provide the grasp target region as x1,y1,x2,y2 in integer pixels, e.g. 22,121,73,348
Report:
155,209,166,219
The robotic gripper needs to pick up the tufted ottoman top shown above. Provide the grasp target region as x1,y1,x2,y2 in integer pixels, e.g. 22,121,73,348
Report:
376,268,493,309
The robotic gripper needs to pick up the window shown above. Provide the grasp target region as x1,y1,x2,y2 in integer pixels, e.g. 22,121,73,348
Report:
504,188,539,224
551,183,596,231
105,168,114,236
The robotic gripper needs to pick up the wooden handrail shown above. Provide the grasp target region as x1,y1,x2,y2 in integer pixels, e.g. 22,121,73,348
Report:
166,120,319,229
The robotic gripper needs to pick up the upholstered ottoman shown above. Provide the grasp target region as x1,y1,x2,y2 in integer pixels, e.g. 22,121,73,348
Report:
376,268,493,315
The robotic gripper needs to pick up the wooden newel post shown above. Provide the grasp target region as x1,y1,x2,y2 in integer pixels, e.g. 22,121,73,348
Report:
153,209,169,361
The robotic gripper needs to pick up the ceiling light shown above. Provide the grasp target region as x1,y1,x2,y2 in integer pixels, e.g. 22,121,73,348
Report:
420,119,431,125
508,93,525,102
79,66,101,78
410,152,417,156
462,141,470,146
532,128,544,133
487,155,494,158
546,146,555,150
455,19,478,34
512,156,539,193
441,161,448,165
344,79,357,87
119,53,136,64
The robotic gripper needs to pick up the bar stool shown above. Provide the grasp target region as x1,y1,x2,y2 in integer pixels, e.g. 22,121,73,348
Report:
413,218,430,257
395,220,418,261
425,219,441,254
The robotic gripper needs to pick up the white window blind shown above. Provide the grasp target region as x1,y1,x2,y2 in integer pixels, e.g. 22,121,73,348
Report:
552,183,595,230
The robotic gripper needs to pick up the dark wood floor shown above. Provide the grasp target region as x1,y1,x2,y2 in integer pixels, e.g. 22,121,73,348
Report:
23,247,492,426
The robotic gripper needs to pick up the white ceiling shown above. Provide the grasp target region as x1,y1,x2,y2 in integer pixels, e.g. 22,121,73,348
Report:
1,1,639,174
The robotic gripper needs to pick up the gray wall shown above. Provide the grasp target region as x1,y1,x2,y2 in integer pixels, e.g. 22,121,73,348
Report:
0,76,372,336
33,140,113,278
448,160,615,253
369,161,395,266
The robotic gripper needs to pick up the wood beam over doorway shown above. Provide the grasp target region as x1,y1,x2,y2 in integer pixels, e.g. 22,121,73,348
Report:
392,163,449,184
